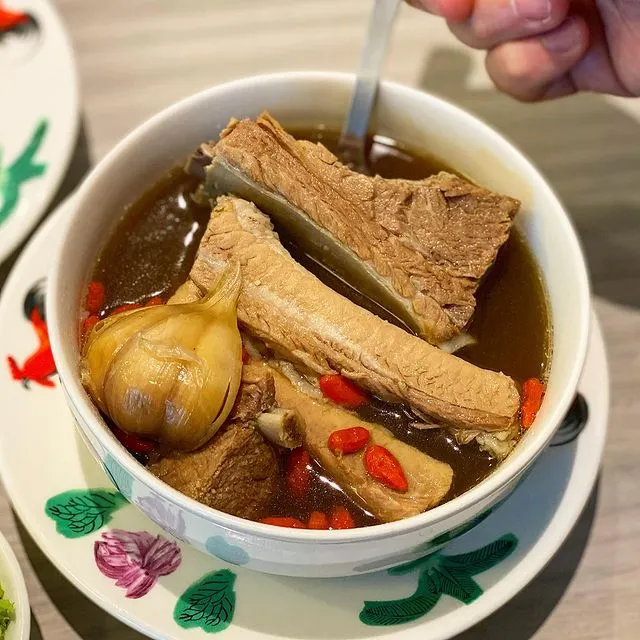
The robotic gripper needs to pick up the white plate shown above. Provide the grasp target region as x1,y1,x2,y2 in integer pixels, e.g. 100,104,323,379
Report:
0,197,609,640
0,0,78,264
0,531,30,640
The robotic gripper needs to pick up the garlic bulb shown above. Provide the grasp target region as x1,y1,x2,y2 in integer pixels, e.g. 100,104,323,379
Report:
80,265,243,451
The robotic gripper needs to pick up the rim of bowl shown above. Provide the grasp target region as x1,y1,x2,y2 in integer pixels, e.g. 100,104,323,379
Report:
48,71,591,544
0,532,30,639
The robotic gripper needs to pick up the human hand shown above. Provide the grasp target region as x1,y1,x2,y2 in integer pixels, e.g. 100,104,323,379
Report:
407,0,640,101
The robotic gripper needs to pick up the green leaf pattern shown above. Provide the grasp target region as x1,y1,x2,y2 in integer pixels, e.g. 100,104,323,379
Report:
174,569,236,633
441,535,517,574
431,564,483,602
0,120,48,225
360,533,518,627
45,489,127,539
361,581,440,626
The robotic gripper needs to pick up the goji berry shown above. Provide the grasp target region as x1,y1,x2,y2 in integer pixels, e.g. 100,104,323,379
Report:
112,426,155,454
286,448,312,499
145,296,164,306
520,378,545,428
241,346,250,365
328,426,370,454
319,375,368,407
259,516,306,529
307,511,329,529
329,505,355,529
363,444,408,493
85,281,105,314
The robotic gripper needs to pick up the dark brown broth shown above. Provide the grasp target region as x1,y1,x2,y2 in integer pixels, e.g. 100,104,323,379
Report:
89,129,549,527
93,168,211,314
459,232,550,381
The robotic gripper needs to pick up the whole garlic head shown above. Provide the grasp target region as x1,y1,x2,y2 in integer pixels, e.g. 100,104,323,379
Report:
80,264,243,451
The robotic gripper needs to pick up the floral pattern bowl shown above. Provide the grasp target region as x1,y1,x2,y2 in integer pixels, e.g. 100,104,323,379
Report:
47,72,590,577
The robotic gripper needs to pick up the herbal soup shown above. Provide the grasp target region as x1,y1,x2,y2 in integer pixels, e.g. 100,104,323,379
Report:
79,113,550,529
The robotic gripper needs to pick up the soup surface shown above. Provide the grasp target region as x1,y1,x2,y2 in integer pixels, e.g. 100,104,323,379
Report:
86,129,550,527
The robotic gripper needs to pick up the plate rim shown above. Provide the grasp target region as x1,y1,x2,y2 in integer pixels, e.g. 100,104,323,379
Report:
0,0,80,265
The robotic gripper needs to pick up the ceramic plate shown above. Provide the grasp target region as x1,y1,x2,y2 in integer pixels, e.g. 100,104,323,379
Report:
0,0,78,264
0,197,609,640
0,531,30,639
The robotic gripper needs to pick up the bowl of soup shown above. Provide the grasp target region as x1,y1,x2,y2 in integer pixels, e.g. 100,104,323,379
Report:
48,72,590,577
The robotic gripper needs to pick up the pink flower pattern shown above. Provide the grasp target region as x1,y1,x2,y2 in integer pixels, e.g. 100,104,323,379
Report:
94,529,182,598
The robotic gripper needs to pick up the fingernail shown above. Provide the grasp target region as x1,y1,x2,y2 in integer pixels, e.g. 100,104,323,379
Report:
512,0,552,22
542,17,582,53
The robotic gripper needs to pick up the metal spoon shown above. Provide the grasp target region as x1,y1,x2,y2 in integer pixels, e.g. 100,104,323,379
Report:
338,0,401,175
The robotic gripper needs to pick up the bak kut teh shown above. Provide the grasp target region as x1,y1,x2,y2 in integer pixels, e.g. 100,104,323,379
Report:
78,112,550,529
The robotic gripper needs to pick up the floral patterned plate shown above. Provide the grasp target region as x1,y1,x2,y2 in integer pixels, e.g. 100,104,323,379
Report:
0,0,78,264
0,196,609,640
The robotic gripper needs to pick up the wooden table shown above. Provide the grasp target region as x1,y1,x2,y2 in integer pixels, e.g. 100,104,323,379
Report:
1,1,639,638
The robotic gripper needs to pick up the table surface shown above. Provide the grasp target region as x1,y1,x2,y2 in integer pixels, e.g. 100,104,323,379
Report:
1,1,639,638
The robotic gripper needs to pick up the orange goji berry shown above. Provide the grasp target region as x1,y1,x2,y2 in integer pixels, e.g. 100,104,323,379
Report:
85,281,105,314
319,375,368,407
521,378,545,428
259,516,306,529
286,448,312,499
145,296,164,306
363,444,408,493
329,505,355,529
307,511,329,530
328,426,370,455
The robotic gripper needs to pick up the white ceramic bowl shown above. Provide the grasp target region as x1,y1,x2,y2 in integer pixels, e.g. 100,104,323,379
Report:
0,532,30,640
48,72,590,578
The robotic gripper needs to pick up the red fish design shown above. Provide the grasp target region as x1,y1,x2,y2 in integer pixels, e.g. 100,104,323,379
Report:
0,3,28,31
0,3,40,67
7,279,56,388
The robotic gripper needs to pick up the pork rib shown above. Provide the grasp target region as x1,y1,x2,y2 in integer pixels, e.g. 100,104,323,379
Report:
176,195,520,432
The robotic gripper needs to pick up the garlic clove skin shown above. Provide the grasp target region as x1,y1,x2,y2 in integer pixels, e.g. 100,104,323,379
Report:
81,308,164,414
80,265,243,451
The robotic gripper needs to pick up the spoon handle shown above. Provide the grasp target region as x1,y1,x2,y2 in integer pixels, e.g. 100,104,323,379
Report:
340,0,401,147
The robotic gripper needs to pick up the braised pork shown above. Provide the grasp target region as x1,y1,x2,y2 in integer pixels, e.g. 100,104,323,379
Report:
148,422,279,520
